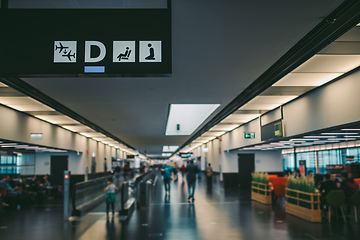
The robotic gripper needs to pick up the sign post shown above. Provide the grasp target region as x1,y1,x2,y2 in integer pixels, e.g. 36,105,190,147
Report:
63,170,70,221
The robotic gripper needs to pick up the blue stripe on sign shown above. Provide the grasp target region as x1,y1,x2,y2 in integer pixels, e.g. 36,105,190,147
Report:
84,66,105,73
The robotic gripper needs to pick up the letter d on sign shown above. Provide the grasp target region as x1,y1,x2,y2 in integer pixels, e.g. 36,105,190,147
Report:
85,41,106,63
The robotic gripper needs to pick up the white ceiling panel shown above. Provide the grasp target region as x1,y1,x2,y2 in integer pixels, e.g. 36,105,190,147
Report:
80,132,107,138
0,97,55,111
61,125,94,132
201,131,225,137
220,114,260,124
209,124,239,131
239,96,297,110
35,115,80,124
273,72,343,86
9,0,346,155
293,55,360,73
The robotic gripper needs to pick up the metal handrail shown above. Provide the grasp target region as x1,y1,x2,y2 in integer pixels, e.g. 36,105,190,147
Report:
72,173,123,215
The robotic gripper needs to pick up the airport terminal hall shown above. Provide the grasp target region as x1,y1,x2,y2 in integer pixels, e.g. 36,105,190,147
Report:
2,0,360,239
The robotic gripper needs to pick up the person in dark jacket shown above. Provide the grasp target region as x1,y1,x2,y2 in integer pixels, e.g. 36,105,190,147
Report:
186,160,200,202
340,172,359,198
318,174,338,211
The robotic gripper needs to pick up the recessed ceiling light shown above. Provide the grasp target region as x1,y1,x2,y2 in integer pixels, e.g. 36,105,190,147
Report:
329,138,356,141
162,146,179,152
321,133,358,135
304,136,336,138
209,124,239,131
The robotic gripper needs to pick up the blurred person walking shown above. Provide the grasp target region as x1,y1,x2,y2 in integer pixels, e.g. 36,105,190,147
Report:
186,160,200,203
161,161,174,194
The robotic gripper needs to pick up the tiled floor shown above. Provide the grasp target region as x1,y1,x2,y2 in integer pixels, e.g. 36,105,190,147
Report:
1,173,359,240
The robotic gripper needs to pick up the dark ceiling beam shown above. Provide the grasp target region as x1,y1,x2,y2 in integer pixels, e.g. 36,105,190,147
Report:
175,0,360,155
0,76,138,153
1,0,8,9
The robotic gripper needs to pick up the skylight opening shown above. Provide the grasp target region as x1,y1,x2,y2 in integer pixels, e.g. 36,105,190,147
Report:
165,104,220,136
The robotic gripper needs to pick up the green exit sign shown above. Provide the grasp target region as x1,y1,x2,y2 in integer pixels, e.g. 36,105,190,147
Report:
244,132,255,139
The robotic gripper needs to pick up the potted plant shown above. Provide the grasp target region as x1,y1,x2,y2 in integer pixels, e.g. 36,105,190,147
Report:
285,176,321,222
251,172,272,204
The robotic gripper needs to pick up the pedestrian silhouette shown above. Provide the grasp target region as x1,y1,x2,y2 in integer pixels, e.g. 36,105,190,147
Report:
117,47,131,61
145,43,155,60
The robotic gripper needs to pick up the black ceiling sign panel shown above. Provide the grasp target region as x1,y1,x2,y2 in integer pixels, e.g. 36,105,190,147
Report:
0,9,171,76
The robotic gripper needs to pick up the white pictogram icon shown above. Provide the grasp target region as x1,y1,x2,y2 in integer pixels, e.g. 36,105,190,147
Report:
54,41,77,63
113,41,135,63
139,41,162,62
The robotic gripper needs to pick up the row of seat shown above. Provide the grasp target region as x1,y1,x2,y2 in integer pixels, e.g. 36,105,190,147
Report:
325,190,360,222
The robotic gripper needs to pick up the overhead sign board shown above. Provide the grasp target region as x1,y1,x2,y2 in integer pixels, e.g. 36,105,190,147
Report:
179,153,192,158
0,9,171,76
261,120,283,141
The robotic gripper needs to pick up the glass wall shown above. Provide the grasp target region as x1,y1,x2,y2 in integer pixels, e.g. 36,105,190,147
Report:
0,152,35,175
283,147,360,174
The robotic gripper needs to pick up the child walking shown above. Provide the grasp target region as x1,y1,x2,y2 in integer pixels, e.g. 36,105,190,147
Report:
104,177,118,218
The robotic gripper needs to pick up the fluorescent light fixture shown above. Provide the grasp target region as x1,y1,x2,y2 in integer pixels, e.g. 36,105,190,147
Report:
330,138,356,141
0,143,17,146
25,146,40,149
196,136,216,141
209,124,239,131
14,145,29,148
220,114,260,124
202,131,225,137
165,104,220,135
344,136,360,138
239,96,297,111
80,132,107,138
293,55,360,73
304,136,336,138
341,129,360,131
321,132,358,135
35,115,80,124
0,97,55,112
273,73,342,87
162,153,172,157
162,146,179,152
61,125,93,132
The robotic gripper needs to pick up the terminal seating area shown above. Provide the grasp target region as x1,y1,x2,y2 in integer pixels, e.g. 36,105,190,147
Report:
252,172,360,223
0,175,62,211
1,172,360,240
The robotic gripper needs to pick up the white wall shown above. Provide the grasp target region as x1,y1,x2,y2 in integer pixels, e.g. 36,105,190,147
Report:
191,66,360,174
0,104,117,175
34,151,84,175
192,131,283,174
254,151,283,172
283,69,360,136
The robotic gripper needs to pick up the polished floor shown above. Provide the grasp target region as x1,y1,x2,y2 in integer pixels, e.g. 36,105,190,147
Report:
1,173,359,240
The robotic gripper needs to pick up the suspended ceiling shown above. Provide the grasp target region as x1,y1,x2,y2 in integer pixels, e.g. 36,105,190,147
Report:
3,0,360,158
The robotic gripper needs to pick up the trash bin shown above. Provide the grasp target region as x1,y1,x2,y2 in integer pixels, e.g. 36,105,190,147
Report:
138,180,152,207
